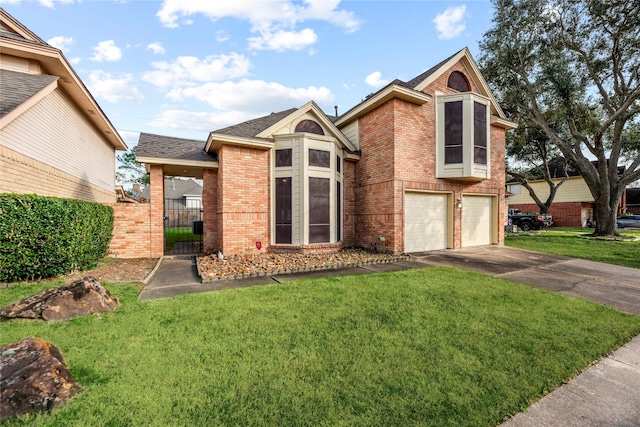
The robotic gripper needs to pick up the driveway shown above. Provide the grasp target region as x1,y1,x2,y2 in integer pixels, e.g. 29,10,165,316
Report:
414,246,640,315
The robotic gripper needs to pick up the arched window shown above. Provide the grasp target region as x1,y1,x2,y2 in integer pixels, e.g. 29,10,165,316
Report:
294,119,324,135
447,71,470,92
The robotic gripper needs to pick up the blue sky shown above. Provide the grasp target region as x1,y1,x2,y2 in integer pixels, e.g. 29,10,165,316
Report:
2,0,497,152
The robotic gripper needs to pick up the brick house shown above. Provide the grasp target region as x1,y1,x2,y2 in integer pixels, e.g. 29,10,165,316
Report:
137,48,515,255
0,9,127,203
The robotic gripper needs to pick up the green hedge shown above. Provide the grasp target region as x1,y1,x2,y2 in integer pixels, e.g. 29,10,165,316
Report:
0,194,114,282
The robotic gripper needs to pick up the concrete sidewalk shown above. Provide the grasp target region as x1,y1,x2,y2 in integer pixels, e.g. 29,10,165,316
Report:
139,256,426,301
140,248,640,426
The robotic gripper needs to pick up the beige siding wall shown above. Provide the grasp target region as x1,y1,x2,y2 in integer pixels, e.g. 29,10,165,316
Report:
508,177,594,205
341,120,359,149
0,88,116,196
0,145,116,202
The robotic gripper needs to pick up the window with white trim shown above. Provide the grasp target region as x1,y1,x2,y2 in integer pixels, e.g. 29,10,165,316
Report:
436,93,491,180
273,127,343,245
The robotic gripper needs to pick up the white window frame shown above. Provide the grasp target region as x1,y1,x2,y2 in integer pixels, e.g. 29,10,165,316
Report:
271,133,343,245
436,93,491,181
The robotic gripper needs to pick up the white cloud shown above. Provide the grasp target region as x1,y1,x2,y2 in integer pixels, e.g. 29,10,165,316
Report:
433,5,467,40
364,71,389,88
155,0,360,51
47,36,74,53
87,70,144,103
142,53,252,88
69,57,81,65
91,40,122,62
215,30,230,42
168,79,334,113
148,110,255,132
248,28,317,51
146,42,166,55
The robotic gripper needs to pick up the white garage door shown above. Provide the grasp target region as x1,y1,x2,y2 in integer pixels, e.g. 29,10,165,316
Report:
404,192,448,252
462,195,493,247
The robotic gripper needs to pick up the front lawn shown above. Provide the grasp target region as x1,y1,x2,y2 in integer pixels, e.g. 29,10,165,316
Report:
164,226,201,250
506,228,640,269
2,268,639,426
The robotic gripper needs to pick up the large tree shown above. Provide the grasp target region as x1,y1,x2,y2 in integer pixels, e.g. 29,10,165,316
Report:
480,0,640,235
506,119,569,214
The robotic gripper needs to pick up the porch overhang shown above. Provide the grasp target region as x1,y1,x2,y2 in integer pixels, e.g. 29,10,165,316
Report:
138,156,219,179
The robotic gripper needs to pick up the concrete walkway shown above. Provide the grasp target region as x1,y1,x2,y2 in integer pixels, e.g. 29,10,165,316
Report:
140,247,640,426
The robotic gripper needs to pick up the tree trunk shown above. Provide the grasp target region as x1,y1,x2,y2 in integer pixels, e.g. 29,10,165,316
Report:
593,195,618,236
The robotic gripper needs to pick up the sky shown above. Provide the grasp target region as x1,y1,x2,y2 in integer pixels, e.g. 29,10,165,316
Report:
1,0,498,154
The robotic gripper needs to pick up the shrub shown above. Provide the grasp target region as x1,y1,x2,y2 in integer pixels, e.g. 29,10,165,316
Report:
0,194,113,282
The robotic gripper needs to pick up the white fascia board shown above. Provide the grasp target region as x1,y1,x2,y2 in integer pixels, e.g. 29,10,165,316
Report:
0,38,127,150
335,84,431,127
137,156,219,169
256,101,357,152
205,133,274,153
490,116,517,130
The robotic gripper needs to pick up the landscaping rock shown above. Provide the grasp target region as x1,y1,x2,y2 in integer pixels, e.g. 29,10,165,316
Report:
0,338,81,421
0,277,118,322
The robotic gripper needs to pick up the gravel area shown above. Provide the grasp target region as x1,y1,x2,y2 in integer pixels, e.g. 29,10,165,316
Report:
197,249,408,281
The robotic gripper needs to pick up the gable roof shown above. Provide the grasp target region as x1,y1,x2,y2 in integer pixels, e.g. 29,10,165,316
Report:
0,69,58,118
137,132,218,179
137,132,216,163
0,8,127,150
213,109,297,139
335,47,516,130
205,101,358,153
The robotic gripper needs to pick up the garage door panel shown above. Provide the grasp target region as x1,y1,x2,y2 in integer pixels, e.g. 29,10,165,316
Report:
462,196,493,247
404,193,448,252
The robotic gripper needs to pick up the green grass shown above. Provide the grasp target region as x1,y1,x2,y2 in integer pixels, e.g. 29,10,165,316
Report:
164,227,201,250
506,228,640,269
2,268,639,426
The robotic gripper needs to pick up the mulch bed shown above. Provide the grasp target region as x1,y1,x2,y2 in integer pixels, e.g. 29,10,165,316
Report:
197,249,408,281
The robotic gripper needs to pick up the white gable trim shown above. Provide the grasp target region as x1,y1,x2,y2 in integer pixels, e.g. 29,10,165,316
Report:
413,47,512,123
256,101,357,152
0,78,58,130
334,84,431,128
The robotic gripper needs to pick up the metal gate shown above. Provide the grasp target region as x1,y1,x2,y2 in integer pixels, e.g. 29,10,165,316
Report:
164,198,203,255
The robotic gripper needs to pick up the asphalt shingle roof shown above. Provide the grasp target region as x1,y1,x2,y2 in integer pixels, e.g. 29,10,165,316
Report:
212,108,298,139
0,69,58,118
137,133,217,162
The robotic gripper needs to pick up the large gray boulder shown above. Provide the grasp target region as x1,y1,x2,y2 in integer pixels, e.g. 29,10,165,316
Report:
0,338,81,421
0,276,118,322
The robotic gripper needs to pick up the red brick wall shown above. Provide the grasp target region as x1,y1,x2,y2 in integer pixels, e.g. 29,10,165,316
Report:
149,165,165,257
354,60,506,252
509,202,586,227
218,145,270,254
355,99,400,250
109,203,153,258
202,168,218,253
343,159,356,247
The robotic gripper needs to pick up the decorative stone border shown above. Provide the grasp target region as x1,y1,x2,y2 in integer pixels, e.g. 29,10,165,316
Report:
196,254,411,283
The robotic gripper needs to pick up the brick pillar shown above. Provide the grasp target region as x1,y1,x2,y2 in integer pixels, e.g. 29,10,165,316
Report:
202,168,218,253
149,164,164,257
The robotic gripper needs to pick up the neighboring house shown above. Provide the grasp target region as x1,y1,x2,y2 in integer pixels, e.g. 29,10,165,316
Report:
137,48,515,255
626,188,640,215
0,9,126,203
138,178,203,207
507,158,627,227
